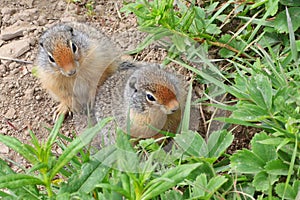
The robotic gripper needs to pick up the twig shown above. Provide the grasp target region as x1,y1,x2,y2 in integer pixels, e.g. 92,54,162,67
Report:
0,56,33,64
115,2,122,20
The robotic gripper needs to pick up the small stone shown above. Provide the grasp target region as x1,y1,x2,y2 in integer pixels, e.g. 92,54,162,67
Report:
4,108,16,119
38,15,48,26
0,25,28,41
0,143,9,154
1,8,16,15
0,38,31,58
11,68,19,75
35,95,41,101
24,88,34,99
8,62,16,70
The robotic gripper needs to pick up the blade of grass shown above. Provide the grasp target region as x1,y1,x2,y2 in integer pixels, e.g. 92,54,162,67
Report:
286,7,298,65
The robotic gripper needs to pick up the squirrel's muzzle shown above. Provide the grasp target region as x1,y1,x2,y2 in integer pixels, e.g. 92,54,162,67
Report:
165,99,179,114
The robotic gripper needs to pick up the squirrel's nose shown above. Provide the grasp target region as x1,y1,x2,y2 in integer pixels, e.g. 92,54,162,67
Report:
67,69,76,76
165,99,179,114
66,69,76,76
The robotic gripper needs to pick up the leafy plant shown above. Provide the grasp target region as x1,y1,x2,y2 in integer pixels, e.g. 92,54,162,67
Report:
0,115,112,199
121,0,300,199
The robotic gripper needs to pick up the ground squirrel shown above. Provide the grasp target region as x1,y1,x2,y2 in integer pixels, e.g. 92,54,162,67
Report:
36,22,120,121
92,62,186,148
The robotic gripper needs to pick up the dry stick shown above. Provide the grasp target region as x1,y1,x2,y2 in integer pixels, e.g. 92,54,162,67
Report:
114,2,122,19
0,56,33,64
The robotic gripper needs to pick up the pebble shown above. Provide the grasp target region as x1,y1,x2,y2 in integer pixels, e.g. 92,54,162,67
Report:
35,95,41,101
0,39,31,58
4,108,16,119
0,143,9,154
1,8,16,15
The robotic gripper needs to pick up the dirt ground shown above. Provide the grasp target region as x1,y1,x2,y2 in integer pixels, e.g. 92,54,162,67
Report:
0,0,254,164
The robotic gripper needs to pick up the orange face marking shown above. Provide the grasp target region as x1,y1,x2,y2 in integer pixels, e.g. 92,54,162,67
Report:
152,84,179,112
52,43,75,73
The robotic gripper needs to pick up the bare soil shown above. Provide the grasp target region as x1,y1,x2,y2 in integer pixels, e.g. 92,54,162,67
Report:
0,0,254,165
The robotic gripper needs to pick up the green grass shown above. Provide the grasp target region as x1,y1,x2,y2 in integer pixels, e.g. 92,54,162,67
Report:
0,0,300,199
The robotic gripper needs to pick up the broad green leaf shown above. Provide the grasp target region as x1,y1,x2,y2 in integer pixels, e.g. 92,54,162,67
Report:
141,163,202,200
274,7,300,33
251,133,277,163
232,103,270,122
254,172,268,192
275,182,298,200
266,0,279,16
172,34,186,52
174,130,208,157
49,118,112,180
230,149,265,174
191,174,227,198
265,159,289,175
191,174,206,197
246,75,273,111
160,190,183,200
206,175,228,194
207,130,234,159
280,0,300,7
0,174,44,189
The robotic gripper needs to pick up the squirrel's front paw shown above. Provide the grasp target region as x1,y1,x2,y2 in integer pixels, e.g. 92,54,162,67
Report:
53,103,72,122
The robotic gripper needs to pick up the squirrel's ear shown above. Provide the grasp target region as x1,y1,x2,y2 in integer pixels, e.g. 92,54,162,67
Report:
129,77,137,90
69,27,74,36
65,25,74,36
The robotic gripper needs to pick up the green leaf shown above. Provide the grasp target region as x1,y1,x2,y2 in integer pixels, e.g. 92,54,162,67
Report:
0,174,44,189
286,7,298,63
141,163,202,200
266,0,279,16
49,118,112,180
253,171,278,192
46,114,64,148
247,75,273,111
274,7,300,33
191,174,227,198
275,182,298,200
0,158,15,175
230,149,265,174
181,81,193,133
59,145,116,194
265,159,289,175
172,34,186,52
251,133,277,163
207,130,234,159
0,135,38,164
160,190,183,200
206,175,228,195
175,130,208,157
280,0,300,6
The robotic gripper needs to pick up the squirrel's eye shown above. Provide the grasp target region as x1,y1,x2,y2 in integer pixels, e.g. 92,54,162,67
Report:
71,42,77,53
146,93,156,102
48,55,55,63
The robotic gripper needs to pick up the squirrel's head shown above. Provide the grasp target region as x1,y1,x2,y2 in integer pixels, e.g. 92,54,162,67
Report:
38,24,84,77
123,64,183,138
126,64,181,115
